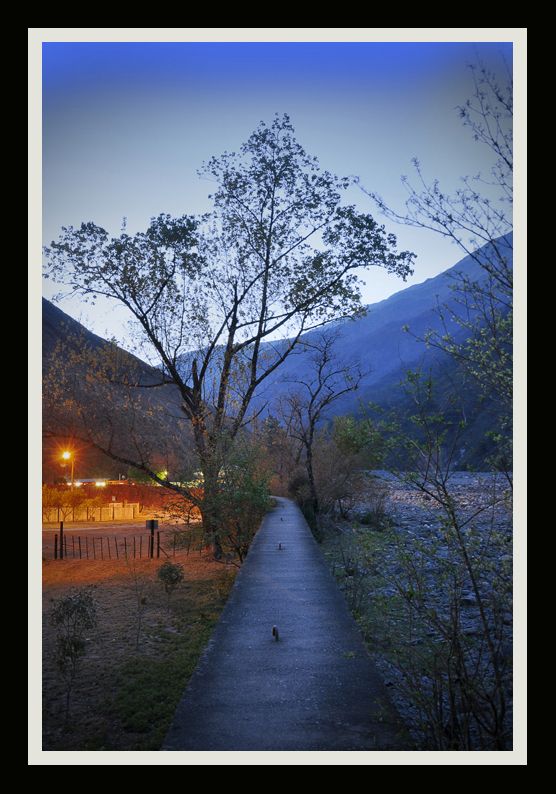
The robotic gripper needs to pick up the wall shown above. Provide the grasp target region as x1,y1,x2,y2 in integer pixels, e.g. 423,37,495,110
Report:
43,503,141,523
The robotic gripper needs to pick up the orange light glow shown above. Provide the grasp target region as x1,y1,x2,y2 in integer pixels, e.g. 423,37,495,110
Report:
62,451,72,460
95,481,107,487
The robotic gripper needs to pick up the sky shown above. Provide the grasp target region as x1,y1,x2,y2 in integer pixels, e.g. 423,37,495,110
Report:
42,40,513,349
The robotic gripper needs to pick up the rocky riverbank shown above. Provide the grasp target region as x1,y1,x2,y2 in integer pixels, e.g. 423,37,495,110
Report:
321,471,513,750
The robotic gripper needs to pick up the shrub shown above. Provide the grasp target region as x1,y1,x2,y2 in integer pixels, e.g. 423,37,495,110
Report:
49,588,98,722
358,486,390,530
157,561,185,609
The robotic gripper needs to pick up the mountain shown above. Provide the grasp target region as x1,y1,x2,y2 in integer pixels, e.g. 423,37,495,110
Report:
247,234,512,466
42,234,512,475
43,300,106,361
42,299,190,482
254,235,511,406
43,299,163,384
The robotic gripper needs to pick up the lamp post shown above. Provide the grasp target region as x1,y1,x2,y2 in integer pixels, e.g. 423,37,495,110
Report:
62,450,75,488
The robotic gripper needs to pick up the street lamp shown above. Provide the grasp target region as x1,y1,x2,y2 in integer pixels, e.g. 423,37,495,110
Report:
62,450,75,488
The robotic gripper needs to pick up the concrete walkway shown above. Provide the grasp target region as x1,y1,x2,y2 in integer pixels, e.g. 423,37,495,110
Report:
163,497,408,751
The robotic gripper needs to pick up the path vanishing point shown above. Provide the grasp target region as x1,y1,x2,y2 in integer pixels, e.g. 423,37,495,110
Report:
163,497,408,751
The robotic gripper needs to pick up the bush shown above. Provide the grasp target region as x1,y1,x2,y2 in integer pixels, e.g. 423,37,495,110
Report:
357,485,390,530
157,561,185,609
49,588,98,721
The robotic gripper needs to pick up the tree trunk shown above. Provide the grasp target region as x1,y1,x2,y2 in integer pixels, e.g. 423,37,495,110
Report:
199,466,223,560
201,510,223,559
306,446,319,516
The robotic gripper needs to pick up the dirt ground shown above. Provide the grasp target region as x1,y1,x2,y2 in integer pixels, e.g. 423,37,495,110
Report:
42,543,237,751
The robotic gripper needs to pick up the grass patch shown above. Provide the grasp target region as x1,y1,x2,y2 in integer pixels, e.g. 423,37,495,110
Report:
42,556,236,751
322,522,402,646
111,579,231,749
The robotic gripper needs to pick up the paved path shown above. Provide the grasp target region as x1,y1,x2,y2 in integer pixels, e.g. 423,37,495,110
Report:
164,497,408,751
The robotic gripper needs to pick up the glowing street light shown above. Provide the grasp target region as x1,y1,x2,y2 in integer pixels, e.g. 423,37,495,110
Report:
62,450,75,488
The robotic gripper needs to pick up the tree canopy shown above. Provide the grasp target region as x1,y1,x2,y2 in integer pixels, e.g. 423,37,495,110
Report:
44,113,415,554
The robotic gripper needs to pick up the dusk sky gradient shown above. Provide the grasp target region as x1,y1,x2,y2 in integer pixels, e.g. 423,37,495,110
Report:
42,41,513,348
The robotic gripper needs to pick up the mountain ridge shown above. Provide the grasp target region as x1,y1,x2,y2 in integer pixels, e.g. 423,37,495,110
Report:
42,233,511,473
248,234,512,411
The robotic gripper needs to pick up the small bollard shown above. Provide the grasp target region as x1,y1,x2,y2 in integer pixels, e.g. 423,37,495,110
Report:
272,625,280,641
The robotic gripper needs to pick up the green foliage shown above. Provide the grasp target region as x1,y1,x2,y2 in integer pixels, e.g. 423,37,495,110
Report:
127,466,154,484
163,438,272,563
332,415,386,466
50,588,98,643
211,441,272,562
42,485,110,522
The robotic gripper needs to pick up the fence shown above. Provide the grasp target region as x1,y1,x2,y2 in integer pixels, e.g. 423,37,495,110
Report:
43,503,141,523
50,531,178,561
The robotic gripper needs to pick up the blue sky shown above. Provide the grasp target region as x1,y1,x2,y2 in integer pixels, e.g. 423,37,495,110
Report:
42,41,512,347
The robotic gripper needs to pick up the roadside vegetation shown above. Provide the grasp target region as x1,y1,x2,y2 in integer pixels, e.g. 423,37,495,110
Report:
43,555,236,750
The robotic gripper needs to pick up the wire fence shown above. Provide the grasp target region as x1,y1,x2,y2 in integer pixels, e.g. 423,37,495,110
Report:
43,523,210,561
46,531,178,561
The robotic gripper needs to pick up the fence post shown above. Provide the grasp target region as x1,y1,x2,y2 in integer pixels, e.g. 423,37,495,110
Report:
72,536,75,558
78,536,82,559
139,536,142,558
107,537,111,559
146,520,158,559
92,537,96,560
173,535,176,557
85,536,89,559
59,521,64,560
114,536,119,559
133,536,136,559
54,534,58,560
157,531,160,559
124,536,127,557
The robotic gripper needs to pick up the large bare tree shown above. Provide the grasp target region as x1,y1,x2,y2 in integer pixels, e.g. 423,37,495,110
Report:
44,114,414,556
280,331,364,519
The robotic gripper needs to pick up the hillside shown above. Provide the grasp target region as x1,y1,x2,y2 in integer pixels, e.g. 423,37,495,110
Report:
42,299,191,482
248,234,512,466
42,234,511,475
255,236,510,399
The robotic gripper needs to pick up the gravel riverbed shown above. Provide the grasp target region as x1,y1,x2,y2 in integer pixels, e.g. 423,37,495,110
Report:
322,471,513,749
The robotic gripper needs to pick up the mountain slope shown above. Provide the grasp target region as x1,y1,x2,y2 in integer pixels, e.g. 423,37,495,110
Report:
42,299,191,481
42,234,512,474
43,299,163,385
254,234,512,406
250,235,512,466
